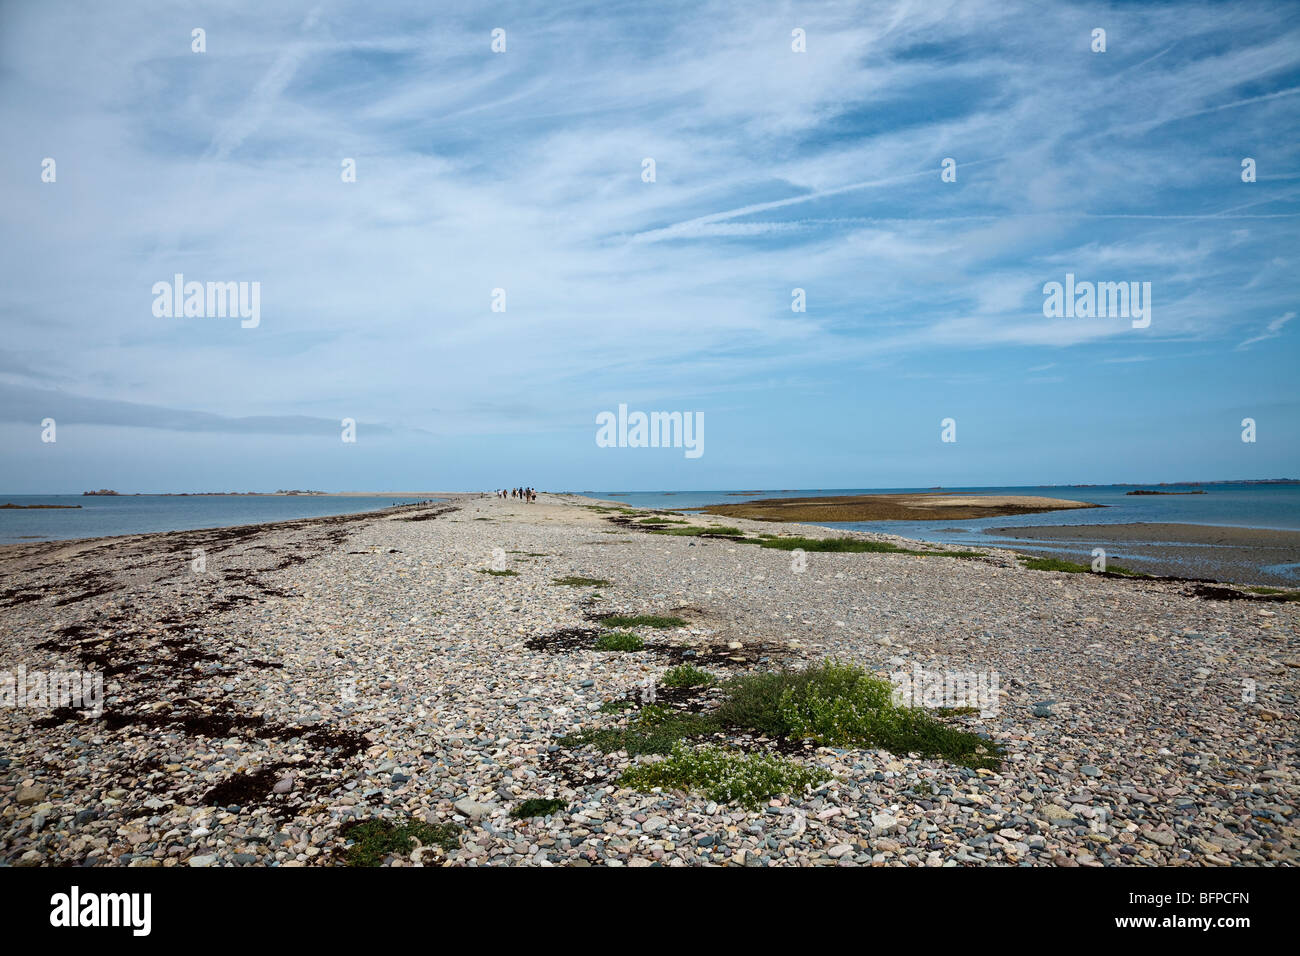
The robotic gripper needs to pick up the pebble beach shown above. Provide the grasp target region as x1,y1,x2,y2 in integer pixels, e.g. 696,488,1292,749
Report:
1,494,1296,867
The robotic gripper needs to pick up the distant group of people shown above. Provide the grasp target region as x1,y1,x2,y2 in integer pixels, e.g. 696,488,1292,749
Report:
500,487,536,502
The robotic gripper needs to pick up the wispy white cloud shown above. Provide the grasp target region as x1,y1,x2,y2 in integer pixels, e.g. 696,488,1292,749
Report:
0,0,1297,486
1238,310,1297,349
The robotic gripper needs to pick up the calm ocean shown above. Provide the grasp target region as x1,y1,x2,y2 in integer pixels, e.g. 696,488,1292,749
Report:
0,495,436,544
6,485,1297,551
588,484,1300,538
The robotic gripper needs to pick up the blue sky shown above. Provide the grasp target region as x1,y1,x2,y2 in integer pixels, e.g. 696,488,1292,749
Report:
1,0,1298,492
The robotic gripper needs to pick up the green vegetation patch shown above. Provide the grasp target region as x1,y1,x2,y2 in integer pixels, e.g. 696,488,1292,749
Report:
1245,586,1300,600
510,798,566,819
599,614,686,629
558,705,720,756
717,661,1002,770
595,630,644,651
598,698,638,713
342,818,460,866
660,664,717,688
553,576,611,587
477,568,519,576
619,743,831,811
1020,556,1147,577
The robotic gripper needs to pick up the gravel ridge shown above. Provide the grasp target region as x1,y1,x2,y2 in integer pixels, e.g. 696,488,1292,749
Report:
1,493,1295,867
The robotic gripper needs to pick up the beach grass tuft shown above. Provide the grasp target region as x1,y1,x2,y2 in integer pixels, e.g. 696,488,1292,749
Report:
477,568,519,576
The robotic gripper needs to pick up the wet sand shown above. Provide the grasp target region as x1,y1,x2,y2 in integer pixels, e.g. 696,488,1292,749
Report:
984,522,1300,586
702,492,1100,523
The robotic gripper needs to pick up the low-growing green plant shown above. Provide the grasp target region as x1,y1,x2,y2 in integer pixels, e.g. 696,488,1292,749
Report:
635,704,693,726
553,576,610,587
598,698,637,713
757,536,906,553
1245,586,1300,600
714,670,801,737
595,630,644,651
558,707,720,756
717,661,1002,770
510,798,565,819
619,743,831,810
599,614,685,629
341,818,460,866
1020,556,1146,577
477,568,518,576
932,706,980,717
660,664,717,688
1020,556,1086,572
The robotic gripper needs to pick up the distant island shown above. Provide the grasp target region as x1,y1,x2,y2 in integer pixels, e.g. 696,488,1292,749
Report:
1062,478,1298,488
1,503,81,509
1126,489,1207,496
82,489,120,496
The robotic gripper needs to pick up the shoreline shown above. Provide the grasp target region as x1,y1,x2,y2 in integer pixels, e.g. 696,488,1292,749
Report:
0,495,477,551
4,497,1292,587
977,522,1300,587
1,493,1296,867
0,497,480,564
3,492,457,498
984,521,1300,547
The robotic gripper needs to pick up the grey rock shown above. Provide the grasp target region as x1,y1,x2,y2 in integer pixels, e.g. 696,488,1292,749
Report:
454,798,493,820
